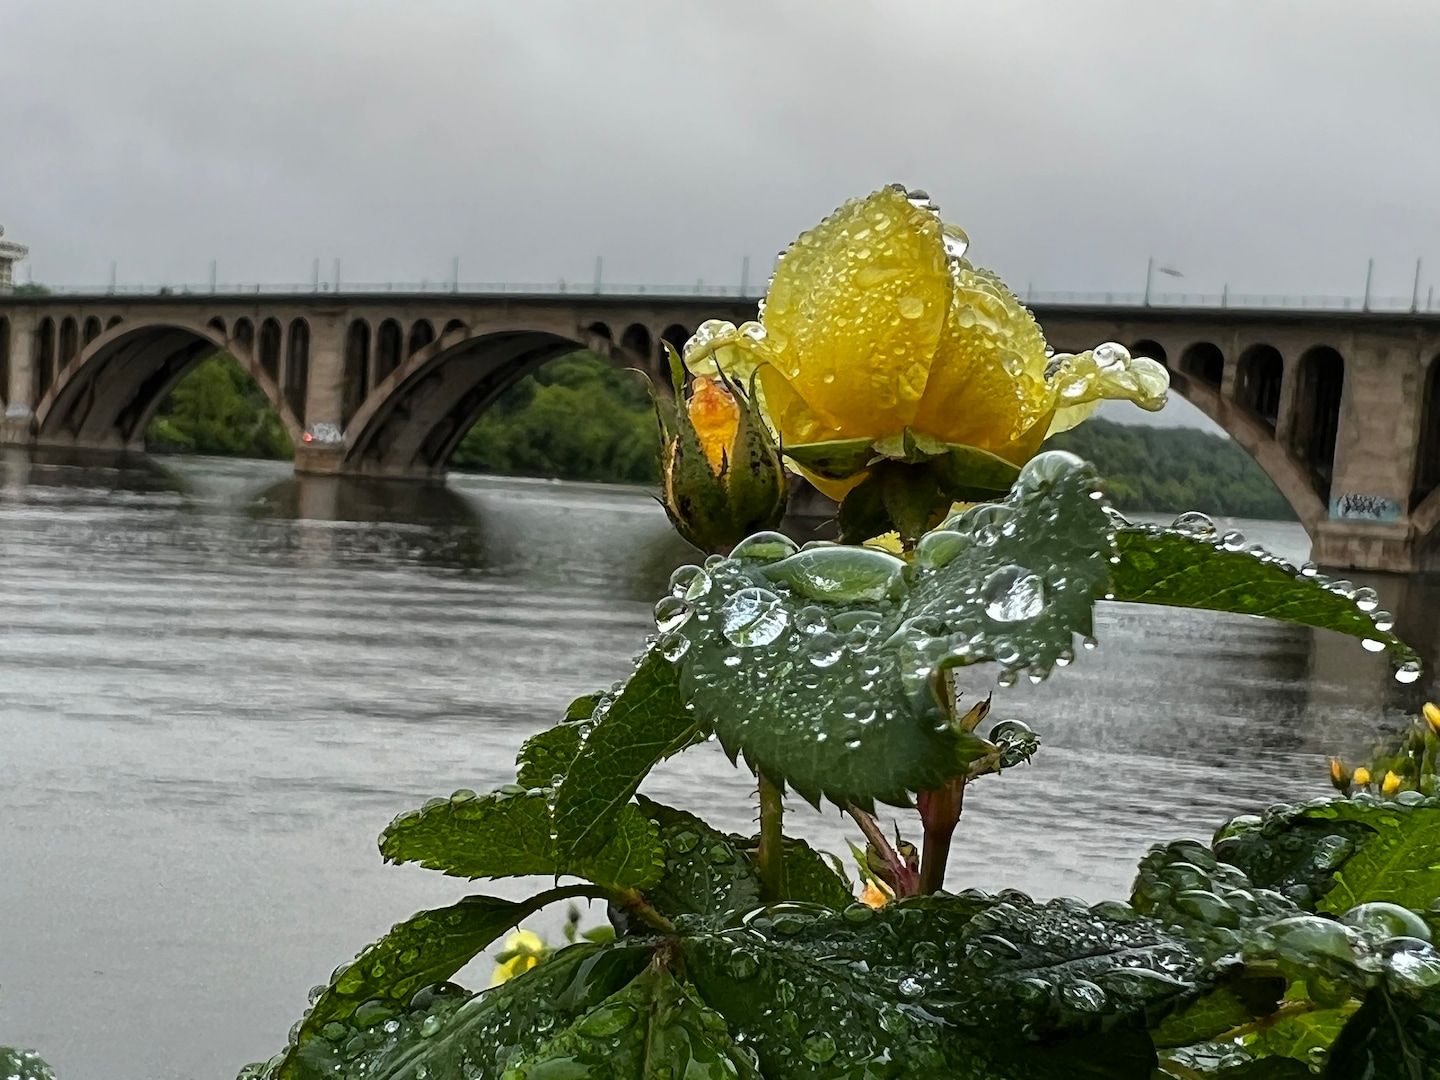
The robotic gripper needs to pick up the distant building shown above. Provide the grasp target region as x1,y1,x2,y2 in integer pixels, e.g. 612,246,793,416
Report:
0,225,29,291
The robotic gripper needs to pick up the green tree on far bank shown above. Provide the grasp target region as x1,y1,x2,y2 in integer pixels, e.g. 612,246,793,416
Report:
1049,417,1296,520
450,352,659,483
146,352,292,459
141,349,1295,522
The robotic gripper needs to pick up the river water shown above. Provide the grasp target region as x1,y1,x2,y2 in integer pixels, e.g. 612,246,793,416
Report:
0,452,1436,1080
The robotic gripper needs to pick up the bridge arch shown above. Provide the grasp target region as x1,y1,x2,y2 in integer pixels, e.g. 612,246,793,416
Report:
1234,343,1284,430
1130,338,1167,368
1412,353,1440,510
1180,341,1224,388
343,318,372,426
285,319,309,423
33,318,303,451
258,318,282,383
34,317,55,403
58,317,79,372
82,316,102,345
1289,345,1345,495
0,316,9,407
343,325,654,478
375,319,403,386
1157,362,1328,532
408,319,435,356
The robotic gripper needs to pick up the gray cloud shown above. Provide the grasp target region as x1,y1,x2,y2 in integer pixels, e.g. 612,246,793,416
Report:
3,0,1437,373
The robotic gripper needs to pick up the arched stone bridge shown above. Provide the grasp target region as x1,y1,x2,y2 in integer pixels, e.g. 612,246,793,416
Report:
1,293,1439,572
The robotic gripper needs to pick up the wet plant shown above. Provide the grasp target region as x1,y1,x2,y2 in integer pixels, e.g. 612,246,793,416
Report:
240,188,1438,1080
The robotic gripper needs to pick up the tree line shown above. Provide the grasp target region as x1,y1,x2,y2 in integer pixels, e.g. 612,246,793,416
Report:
144,351,1294,520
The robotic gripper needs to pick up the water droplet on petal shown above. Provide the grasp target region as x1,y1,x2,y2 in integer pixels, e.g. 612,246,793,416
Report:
897,295,925,319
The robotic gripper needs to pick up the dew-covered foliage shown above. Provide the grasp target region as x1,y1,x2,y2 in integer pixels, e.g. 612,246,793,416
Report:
233,188,1438,1080
239,471,1438,1080
0,1048,57,1080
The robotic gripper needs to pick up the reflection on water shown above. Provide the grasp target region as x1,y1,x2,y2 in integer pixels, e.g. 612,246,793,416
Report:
0,454,1436,1080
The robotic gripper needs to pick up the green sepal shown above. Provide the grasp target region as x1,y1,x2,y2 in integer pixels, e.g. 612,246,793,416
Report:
782,437,875,479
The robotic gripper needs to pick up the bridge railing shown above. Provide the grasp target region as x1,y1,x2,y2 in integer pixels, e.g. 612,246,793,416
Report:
7,282,1439,313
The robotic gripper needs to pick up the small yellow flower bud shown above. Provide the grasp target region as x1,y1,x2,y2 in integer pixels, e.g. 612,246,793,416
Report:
1382,770,1403,797
860,881,892,909
1352,766,1372,787
488,929,546,987
656,353,787,555
1329,758,1351,792
1424,702,1440,735
687,377,740,475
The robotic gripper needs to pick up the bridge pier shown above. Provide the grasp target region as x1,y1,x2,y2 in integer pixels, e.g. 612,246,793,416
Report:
1,312,36,447
293,314,348,476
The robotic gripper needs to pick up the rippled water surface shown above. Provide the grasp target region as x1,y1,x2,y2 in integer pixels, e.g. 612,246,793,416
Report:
1,453,1436,1080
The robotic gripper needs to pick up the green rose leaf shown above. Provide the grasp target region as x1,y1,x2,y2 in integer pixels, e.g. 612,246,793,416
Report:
1187,1060,1316,1079
515,722,584,788
1212,795,1440,915
681,894,1174,1078
379,788,663,892
636,797,762,920
0,1049,56,1080
1151,979,1286,1048
263,941,653,1080
501,964,761,1080
635,797,852,918
1109,526,1418,668
275,886,601,1080
666,450,1113,807
741,835,853,909
1250,1002,1355,1063
552,651,700,860
1212,801,1380,911
1323,986,1440,1079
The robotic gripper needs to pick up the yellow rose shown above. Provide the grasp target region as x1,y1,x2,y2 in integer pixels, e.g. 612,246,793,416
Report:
684,185,1168,506
1424,701,1440,735
1352,766,1373,787
488,929,547,987
1382,770,1403,797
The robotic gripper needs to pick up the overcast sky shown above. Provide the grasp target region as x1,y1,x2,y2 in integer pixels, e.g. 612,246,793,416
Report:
5,0,1440,429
